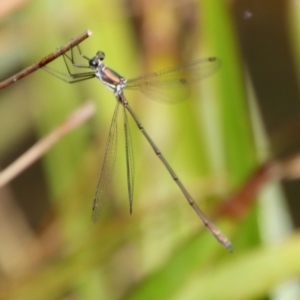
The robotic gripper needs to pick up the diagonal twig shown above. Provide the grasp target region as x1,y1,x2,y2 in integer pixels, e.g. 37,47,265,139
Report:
0,30,92,90
216,155,300,220
0,101,96,188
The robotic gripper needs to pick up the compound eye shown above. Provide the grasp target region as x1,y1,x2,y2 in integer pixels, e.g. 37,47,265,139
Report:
97,51,105,61
89,58,98,67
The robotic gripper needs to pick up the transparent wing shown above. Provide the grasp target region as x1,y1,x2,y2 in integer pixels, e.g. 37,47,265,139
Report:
92,103,119,222
123,105,134,214
125,57,221,102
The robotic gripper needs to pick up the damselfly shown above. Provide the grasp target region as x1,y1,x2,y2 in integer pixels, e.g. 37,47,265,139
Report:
43,45,233,251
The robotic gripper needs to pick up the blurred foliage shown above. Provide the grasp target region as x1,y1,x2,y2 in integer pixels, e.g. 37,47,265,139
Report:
0,0,300,300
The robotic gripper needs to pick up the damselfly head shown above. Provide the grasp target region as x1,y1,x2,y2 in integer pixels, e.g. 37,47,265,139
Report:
89,51,105,69
96,51,105,61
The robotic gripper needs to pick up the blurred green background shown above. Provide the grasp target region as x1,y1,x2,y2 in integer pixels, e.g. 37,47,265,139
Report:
1,0,300,299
